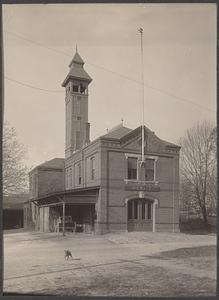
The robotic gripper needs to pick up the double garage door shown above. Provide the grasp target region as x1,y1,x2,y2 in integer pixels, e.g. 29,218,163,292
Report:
127,198,153,232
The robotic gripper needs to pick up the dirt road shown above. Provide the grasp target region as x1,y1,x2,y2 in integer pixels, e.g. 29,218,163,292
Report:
3,231,217,296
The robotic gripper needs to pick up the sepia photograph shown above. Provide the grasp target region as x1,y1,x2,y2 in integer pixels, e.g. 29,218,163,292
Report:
2,3,217,297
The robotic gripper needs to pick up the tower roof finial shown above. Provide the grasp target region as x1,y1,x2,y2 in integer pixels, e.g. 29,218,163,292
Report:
76,44,78,53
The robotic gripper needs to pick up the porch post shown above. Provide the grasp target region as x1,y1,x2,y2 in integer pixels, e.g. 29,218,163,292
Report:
62,202,65,236
152,200,158,233
152,202,155,232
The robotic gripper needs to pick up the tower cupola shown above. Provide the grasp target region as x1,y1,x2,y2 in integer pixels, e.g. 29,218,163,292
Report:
62,48,92,158
62,48,92,88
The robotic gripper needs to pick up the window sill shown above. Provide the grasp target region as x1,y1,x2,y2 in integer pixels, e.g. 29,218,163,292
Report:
124,179,159,184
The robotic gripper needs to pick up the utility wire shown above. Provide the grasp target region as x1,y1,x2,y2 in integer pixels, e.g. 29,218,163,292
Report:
5,30,72,58
86,60,214,113
4,30,215,113
5,73,216,114
5,76,63,93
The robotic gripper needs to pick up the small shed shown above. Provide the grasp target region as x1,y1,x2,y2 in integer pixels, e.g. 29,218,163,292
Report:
3,194,29,230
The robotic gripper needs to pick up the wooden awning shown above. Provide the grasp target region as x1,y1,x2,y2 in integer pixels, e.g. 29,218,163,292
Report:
32,186,99,207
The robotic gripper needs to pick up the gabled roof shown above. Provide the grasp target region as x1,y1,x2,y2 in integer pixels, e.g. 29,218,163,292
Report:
160,138,180,148
120,125,180,149
100,124,180,151
101,123,132,139
38,158,65,170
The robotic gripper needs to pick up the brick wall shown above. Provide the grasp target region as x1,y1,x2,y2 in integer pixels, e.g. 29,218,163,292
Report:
65,140,101,190
38,168,64,197
97,143,180,233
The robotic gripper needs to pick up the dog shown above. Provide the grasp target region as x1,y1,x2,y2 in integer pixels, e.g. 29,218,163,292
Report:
64,250,73,260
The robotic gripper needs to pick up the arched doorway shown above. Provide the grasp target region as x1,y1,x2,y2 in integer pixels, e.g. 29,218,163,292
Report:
127,198,153,232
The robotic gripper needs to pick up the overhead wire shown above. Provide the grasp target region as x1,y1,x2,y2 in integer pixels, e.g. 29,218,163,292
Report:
5,76,63,93
3,29,215,113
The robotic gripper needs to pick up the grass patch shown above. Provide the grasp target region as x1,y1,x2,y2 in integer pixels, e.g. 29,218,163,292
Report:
36,263,216,297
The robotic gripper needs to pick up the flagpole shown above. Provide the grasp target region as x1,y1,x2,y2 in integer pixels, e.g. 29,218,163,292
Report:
138,27,145,165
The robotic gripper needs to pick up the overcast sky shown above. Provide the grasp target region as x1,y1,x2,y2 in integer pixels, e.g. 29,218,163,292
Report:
3,3,217,167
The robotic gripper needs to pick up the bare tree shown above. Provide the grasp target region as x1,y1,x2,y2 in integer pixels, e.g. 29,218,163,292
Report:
3,121,29,195
206,127,217,215
179,121,216,224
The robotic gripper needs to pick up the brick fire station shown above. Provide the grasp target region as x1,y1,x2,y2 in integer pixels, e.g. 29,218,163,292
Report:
25,49,180,234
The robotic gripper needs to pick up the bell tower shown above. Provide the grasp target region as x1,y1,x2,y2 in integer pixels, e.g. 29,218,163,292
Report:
62,48,92,158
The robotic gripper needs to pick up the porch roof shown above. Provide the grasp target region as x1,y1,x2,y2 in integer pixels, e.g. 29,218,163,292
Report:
32,186,100,207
